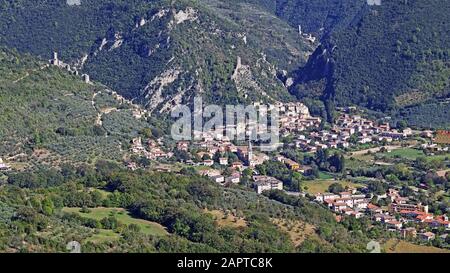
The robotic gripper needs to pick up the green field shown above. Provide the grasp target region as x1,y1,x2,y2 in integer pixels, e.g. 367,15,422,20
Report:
86,229,121,244
346,157,374,169
317,172,335,180
383,148,425,160
426,153,450,161
302,180,364,195
62,207,168,236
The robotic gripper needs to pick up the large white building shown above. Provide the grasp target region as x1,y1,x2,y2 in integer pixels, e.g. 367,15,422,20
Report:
253,176,283,194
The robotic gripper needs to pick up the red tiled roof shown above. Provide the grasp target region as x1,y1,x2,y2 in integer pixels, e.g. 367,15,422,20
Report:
400,210,425,215
368,204,380,210
435,219,449,225
416,214,432,221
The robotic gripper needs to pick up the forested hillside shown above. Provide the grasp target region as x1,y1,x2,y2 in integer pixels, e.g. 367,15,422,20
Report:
288,0,450,127
249,0,367,35
1,0,448,127
0,0,314,113
0,47,148,167
0,160,375,253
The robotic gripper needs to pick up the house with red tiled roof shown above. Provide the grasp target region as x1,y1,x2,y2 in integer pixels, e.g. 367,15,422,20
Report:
385,220,403,230
203,159,214,167
419,232,436,242
400,210,427,218
332,203,348,212
231,161,243,171
367,204,383,214
427,216,450,229
324,199,335,208
219,157,228,165
415,213,434,223
349,211,364,219
339,192,352,198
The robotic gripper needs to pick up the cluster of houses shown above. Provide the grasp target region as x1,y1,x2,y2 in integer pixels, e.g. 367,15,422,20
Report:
128,137,172,170
315,189,371,219
278,102,322,134
315,188,449,242
176,128,272,169
290,112,414,152
197,169,242,185
126,101,447,208
173,130,292,194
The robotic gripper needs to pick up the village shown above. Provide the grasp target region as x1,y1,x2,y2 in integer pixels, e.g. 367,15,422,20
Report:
123,100,450,247
315,187,449,243
0,57,448,253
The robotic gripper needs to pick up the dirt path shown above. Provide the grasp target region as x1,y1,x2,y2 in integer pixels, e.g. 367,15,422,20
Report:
13,64,49,83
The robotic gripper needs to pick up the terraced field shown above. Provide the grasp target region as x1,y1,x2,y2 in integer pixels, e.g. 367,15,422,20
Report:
384,239,450,253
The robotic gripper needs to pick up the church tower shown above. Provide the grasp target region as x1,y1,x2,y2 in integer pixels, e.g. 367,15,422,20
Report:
248,139,253,167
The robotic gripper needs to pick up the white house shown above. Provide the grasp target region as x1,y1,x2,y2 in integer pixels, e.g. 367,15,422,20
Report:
219,158,228,165
226,174,241,184
211,175,225,184
203,160,214,167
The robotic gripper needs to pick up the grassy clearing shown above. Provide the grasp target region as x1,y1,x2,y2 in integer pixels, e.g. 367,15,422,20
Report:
383,239,450,253
272,218,316,247
347,153,374,162
427,153,450,161
62,207,168,236
86,229,121,244
317,171,334,180
383,148,425,160
303,180,363,195
345,158,374,170
204,209,247,229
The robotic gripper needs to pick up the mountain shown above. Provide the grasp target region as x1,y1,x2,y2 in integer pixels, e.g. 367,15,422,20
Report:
247,0,367,36
0,0,315,114
284,0,450,127
0,47,149,166
213,0,450,127
1,0,449,127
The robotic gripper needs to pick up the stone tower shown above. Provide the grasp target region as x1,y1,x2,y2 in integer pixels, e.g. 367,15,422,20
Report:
82,74,90,83
52,52,59,66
